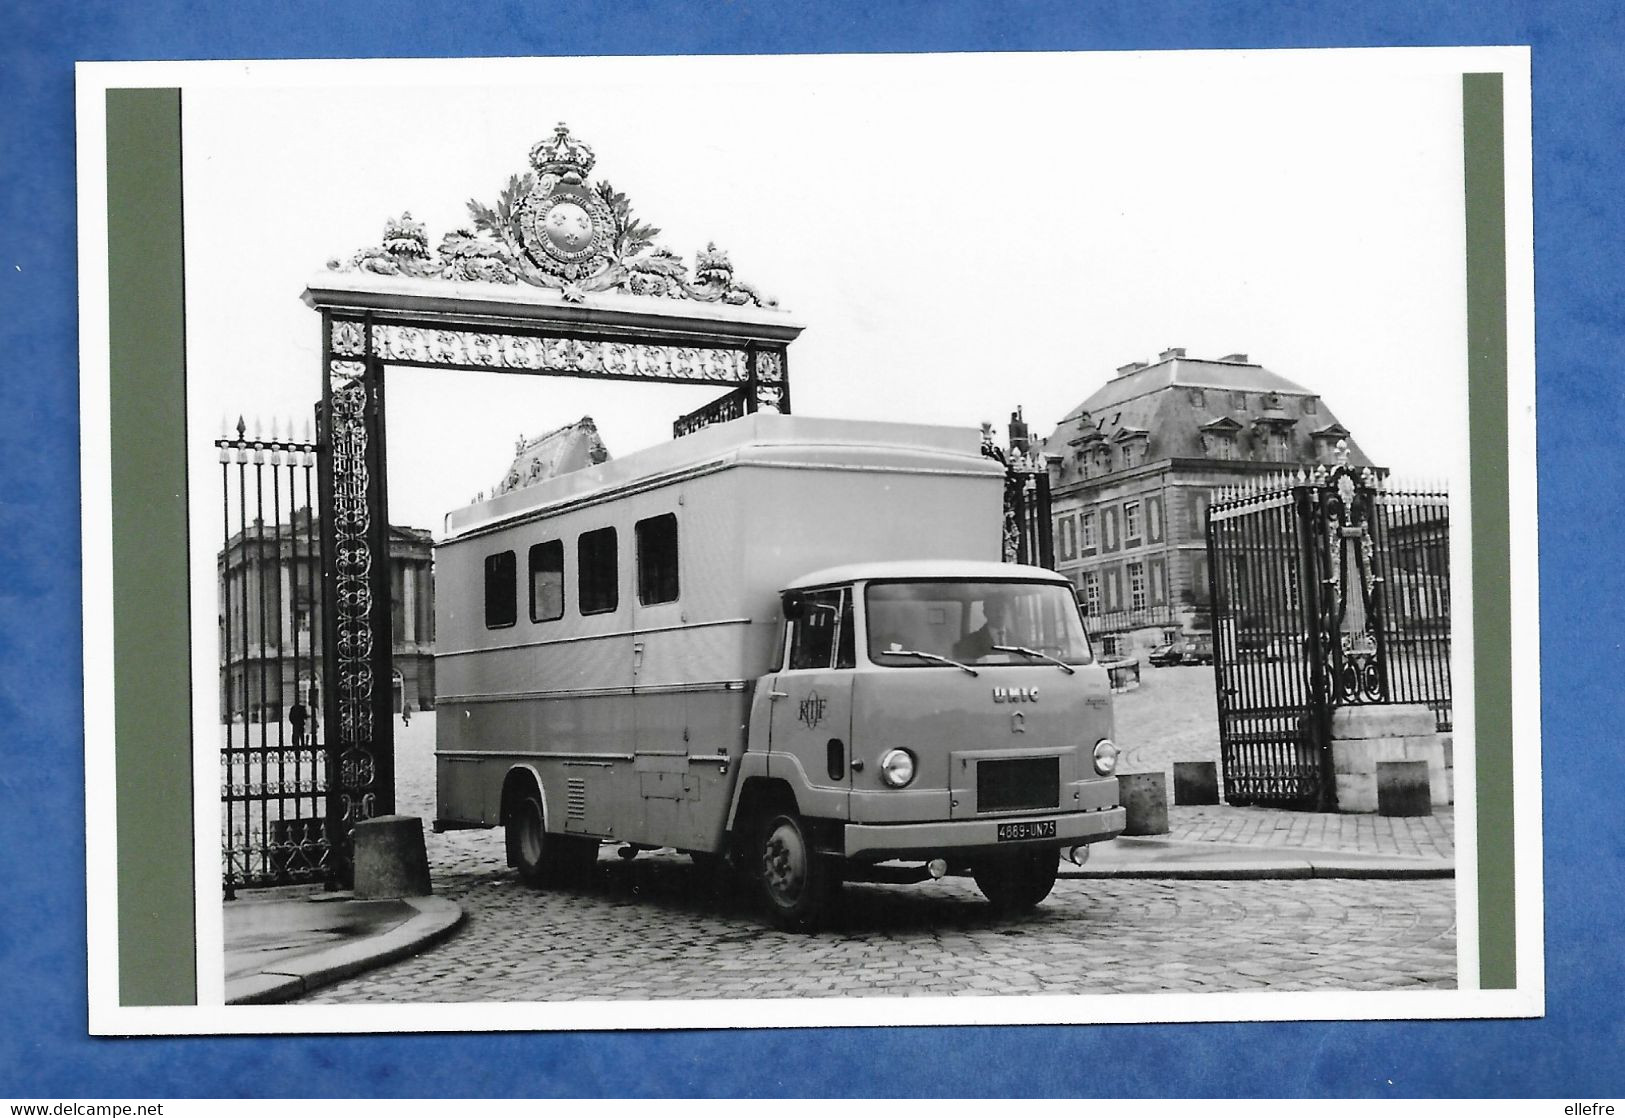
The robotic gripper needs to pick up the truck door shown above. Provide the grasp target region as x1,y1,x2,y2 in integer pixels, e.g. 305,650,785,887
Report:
768,586,856,820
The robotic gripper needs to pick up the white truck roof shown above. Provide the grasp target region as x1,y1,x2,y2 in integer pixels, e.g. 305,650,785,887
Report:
784,559,1072,591
442,412,1003,539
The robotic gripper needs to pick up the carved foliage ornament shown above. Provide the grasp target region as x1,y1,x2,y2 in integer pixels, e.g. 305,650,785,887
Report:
329,123,778,308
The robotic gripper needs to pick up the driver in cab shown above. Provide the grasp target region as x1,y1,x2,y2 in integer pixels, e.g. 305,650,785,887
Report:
955,595,1016,661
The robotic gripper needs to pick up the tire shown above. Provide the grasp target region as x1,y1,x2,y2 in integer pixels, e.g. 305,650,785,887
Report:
755,811,837,932
972,846,1061,912
507,787,598,888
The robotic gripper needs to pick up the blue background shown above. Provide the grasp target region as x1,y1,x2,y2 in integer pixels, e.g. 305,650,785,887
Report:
3,0,1620,1099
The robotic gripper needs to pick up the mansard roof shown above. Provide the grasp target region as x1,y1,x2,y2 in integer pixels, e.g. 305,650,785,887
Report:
1043,351,1374,469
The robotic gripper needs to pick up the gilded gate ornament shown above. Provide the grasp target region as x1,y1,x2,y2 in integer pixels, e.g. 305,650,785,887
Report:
329,123,779,308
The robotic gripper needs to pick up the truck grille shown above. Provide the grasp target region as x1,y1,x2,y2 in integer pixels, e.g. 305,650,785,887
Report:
977,757,1059,813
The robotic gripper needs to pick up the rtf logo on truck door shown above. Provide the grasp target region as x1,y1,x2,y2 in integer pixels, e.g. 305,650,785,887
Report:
798,690,828,729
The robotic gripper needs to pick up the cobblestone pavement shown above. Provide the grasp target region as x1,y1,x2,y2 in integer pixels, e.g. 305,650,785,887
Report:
304,712,1456,1003
302,833,1456,1003
1168,804,1455,860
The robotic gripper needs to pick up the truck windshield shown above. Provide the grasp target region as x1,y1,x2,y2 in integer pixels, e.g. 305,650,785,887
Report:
865,580,1094,667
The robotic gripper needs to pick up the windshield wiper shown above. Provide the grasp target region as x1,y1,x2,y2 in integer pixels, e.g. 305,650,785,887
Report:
885,648,980,676
992,645,1077,675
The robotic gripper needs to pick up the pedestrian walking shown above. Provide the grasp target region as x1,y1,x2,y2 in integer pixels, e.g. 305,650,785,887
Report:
402,701,413,728
289,700,308,747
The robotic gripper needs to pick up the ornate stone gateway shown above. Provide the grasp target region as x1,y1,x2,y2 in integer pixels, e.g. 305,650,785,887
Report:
305,124,802,882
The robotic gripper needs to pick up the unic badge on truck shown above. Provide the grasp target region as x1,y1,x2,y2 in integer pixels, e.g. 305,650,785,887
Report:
433,414,1125,930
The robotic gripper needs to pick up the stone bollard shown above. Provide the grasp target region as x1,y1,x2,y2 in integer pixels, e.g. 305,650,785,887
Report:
1173,761,1220,806
1377,761,1432,817
1118,772,1169,836
352,814,432,899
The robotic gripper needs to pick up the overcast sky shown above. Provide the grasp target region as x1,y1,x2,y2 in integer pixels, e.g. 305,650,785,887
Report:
182,49,1472,534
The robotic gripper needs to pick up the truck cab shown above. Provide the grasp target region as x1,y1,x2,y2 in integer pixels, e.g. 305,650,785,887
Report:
737,560,1125,928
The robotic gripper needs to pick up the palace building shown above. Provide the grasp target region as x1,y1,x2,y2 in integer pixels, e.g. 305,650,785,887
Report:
218,510,436,723
1040,348,1376,653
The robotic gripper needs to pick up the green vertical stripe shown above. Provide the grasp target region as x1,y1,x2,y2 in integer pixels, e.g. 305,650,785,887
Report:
1462,73,1515,990
107,88,197,1006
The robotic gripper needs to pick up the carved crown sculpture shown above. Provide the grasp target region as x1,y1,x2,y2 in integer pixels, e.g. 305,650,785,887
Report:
328,122,777,308
529,122,596,182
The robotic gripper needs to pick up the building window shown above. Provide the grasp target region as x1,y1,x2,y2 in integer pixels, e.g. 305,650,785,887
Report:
484,550,517,629
1188,387,1205,406
1120,444,1135,469
1080,512,1096,552
1104,509,1119,551
1303,397,1319,414
1232,392,1248,409
577,527,618,615
528,540,564,622
1267,431,1290,462
635,513,680,605
1058,516,1077,561
1124,501,1141,544
1148,497,1163,542
1129,562,1146,610
1081,572,1100,617
1151,560,1166,605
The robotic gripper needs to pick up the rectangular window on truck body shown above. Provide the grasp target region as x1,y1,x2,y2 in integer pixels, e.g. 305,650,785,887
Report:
635,513,680,605
528,540,564,622
484,550,517,629
577,526,618,615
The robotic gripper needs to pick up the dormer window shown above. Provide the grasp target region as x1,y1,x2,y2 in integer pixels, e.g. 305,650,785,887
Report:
1199,416,1243,461
1303,397,1319,415
1188,388,1205,406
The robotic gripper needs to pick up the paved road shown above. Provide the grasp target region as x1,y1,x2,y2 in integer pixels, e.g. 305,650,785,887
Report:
302,835,1456,1003
304,711,1455,1003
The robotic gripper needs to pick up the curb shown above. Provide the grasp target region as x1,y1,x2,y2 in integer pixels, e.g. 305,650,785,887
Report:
1059,860,1454,881
227,894,464,1005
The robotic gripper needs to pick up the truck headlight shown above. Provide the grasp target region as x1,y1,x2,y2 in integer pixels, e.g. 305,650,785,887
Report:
879,748,916,788
1092,738,1120,776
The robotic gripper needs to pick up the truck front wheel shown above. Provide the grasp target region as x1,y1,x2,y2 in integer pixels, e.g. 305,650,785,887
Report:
972,847,1061,912
755,811,837,932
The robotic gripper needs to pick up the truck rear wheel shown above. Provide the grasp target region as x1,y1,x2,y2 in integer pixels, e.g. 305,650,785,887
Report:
972,847,1061,912
508,789,597,887
755,811,837,932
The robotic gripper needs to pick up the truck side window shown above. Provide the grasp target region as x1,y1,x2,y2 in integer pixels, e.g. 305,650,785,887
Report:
578,527,618,615
484,550,517,629
528,539,564,623
788,588,855,670
635,513,679,605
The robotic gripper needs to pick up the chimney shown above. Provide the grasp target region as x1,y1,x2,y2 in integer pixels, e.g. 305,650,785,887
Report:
1114,360,1147,378
1219,352,1250,363
1158,347,1186,361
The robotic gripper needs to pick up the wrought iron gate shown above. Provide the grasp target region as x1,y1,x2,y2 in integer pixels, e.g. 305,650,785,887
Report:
1206,454,1450,809
218,417,331,892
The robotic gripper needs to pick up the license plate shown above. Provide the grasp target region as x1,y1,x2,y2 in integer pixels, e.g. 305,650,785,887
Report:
996,819,1057,842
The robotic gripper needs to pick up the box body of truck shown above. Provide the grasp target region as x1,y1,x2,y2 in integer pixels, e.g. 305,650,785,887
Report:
434,413,1124,926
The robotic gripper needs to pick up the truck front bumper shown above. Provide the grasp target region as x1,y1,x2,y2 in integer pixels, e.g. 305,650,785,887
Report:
842,806,1125,862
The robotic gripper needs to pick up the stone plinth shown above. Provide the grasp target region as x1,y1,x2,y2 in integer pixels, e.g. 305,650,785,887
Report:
1331,705,1450,814
1118,772,1169,836
353,814,432,899
1173,761,1220,806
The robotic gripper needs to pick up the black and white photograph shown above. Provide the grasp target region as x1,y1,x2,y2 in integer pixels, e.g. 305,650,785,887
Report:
76,46,1541,1034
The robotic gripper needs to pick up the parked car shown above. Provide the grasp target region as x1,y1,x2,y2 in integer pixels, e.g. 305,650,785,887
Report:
1183,636,1215,665
1148,641,1184,667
